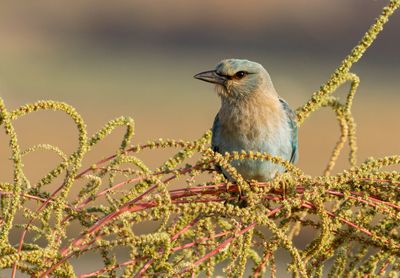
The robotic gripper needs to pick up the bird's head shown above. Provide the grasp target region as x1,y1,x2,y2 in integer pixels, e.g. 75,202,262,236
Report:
194,59,276,101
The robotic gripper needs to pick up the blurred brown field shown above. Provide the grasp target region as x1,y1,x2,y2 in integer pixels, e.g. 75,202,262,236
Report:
1,51,398,182
0,1,399,276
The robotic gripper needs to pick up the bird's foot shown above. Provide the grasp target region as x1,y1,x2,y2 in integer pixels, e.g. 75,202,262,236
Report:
224,188,248,208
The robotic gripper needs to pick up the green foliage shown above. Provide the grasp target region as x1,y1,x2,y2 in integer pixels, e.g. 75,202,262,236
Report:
0,1,400,277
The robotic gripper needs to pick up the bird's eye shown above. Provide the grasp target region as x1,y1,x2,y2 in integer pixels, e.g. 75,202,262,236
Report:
234,71,247,79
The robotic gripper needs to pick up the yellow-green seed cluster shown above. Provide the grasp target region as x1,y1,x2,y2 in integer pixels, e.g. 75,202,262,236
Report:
0,1,400,277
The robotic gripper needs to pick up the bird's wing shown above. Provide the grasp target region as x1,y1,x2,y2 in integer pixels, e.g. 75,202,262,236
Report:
211,113,228,177
211,113,221,153
279,98,298,163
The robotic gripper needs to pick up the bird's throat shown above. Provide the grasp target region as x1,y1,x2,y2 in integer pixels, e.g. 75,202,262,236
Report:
218,93,283,142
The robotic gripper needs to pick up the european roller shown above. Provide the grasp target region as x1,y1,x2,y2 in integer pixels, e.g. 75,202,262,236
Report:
194,59,298,181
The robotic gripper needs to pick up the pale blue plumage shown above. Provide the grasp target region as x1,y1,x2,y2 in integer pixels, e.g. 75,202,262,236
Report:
195,59,298,181
279,98,298,164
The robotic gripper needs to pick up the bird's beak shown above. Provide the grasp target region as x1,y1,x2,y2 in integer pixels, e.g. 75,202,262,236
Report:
194,70,227,85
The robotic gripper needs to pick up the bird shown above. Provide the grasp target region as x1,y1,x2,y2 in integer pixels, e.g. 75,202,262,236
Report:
194,59,298,182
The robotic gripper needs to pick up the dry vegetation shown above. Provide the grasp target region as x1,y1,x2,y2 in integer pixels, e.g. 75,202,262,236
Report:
0,1,399,277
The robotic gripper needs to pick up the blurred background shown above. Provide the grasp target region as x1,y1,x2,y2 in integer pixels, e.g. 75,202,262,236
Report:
0,0,399,276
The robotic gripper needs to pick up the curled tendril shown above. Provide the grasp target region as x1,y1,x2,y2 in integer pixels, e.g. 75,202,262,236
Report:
0,1,399,277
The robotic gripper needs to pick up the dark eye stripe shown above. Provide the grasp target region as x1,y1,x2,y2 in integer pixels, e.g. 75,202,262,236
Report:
216,72,232,80
217,71,251,79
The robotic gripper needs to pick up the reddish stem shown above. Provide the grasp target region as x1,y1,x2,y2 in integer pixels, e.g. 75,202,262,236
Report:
302,201,394,245
253,252,271,277
134,216,201,277
177,205,284,276
36,173,400,277
78,259,137,278
74,144,152,180
378,259,390,275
